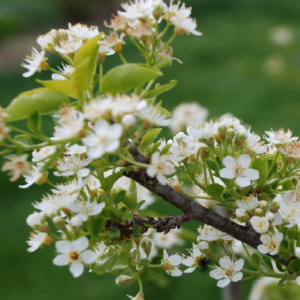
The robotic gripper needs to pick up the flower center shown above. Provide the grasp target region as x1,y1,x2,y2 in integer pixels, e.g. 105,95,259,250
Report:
225,268,234,278
235,164,243,177
69,251,80,261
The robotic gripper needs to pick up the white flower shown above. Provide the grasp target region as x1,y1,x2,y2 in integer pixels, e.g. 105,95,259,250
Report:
53,236,97,277
65,144,87,155
250,216,269,234
246,131,267,154
69,200,105,221
27,231,49,252
83,96,115,121
83,120,123,159
26,212,45,228
278,142,300,158
111,95,146,118
86,174,101,191
153,229,184,249
19,163,45,189
197,225,233,242
136,105,171,127
182,244,206,273
278,201,300,227
257,233,283,255
168,132,202,162
146,152,175,184
265,129,298,145
68,23,99,40
22,48,46,77
2,154,29,182
118,0,155,20
51,64,75,80
219,155,259,187
236,195,259,211
170,102,209,134
32,146,56,162
52,177,86,195
161,249,182,277
187,121,217,143
54,36,83,55
217,115,245,132
54,155,92,177
166,1,202,36
210,256,244,288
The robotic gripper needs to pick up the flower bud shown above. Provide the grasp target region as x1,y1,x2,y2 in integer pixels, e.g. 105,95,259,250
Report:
53,216,65,230
115,275,132,286
70,216,83,232
236,208,250,222
128,292,145,300
270,197,281,213
122,114,136,128
225,128,235,143
266,212,275,222
198,241,209,250
130,248,137,259
140,237,152,257
295,247,300,259
26,212,45,229
254,208,264,217
217,126,227,140
152,4,164,20
258,200,268,212
234,130,247,147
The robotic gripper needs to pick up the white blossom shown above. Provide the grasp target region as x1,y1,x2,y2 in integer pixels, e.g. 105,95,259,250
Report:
265,129,298,145
27,231,49,252
19,163,45,189
136,105,171,127
52,177,86,195
146,152,175,184
83,120,123,159
182,244,206,273
219,155,259,187
51,64,75,80
32,146,56,162
2,154,29,182
69,199,105,221
210,256,244,288
53,236,97,277
257,233,283,255
236,195,259,211
153,229,184,249
22,48,46,77
197,225,233,242
250,216,269,234
161,249,182,277
68,23,99,40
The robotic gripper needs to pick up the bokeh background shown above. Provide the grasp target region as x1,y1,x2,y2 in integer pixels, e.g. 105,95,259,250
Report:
1,0,300,299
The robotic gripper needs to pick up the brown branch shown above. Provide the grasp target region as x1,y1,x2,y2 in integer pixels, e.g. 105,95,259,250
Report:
122,145,290,267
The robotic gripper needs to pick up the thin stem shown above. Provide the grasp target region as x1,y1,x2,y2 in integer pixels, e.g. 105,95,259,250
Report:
242,268,284,279
135,272,143,294
267,151,279,178
183,162,207,192
228,243,237,261
157,23,171,41
139,80,155,99
7,125,49,142
256,250,273,273
117,52,127,64
99,62,103,92
118,153,149,169
129,36,146,55
241,242,252,261
155,32,177,55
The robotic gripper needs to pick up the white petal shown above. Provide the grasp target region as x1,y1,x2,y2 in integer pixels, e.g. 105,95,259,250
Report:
169,254,182,266
273,233,283,242
243,168,260,180
87,147,104,159
81,250,97,264
210,269,224,280
260,234,271,243
236,177,250,187
222,156,236,169
182,257,194,267
257,244,269,254
70,261,84,277
232,272,243,282
53,254,69,266
234,259,244,272
296,276,300,286
219,168,235,179
219,256,232,269
77,168,90,177
217,278,230,288
105,140,120,153
56,241,72,254
184,266,196,273
170,268,182,277
147,166,156,178
72,236,88,252
157,174,168,185
238,154,251,168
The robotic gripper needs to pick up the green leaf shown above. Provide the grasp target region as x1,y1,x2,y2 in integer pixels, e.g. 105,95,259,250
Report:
153,59,172,69
113,190,127,205
100,63,163,95
143,80,177,98
139,128,162,153
90,158,110,167
14,134,32,145
287,229,300,240
5,88,69,122
160,143,172,155
101,169,124,192
90,217,105,237
127,179,137,210
252,158,268,183
154,101,171,118
206,160,218,173
282,179,294,191
92,250,118,275
109,228,121,240
144,141,161,158
289,259,300,273
71,33,102,99
139,259,151,266
36,79,74,98
250,253,260,268
206,183,224,201
110,255,128,275
27,110,42,135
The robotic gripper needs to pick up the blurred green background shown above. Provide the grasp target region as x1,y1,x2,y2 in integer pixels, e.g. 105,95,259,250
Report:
1,0,300,299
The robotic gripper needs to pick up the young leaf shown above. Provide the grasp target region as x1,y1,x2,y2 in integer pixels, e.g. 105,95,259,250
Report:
252,158,268,183
101,169,124,192
5,88,69,122
36,79,74,98
100,63,163,95
27,110,42,135
139,128,162,153
90,217,105,237
127,179,137,210
289,259,300,273
143,80,178,98
92,250,118,275
206,183,224,201
14,134,33,145
113,190,127,205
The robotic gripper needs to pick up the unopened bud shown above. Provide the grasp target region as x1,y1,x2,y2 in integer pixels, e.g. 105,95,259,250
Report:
140,237,152,257
26,212,45,229
201,137,215,148
225,128,235,143
115,275,132,286
266,212,275,222
258,200,268,212
254,208,264,217
234,130,247,147
122,114,136,128
236,208,250,222
218,126,227,140
198,241,210,255
214,133,222,144
295,247,300,259
153,5,163,20
270,197,281,213
53,216,65,229
130,248,137,259
70,216,83,232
